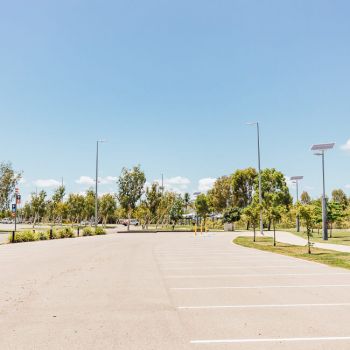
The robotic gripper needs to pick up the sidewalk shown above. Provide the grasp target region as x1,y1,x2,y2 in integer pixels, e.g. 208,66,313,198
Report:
249,230,350,253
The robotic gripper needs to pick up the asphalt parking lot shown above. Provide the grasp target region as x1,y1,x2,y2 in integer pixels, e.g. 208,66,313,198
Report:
156,232,350,349
1,231,350,349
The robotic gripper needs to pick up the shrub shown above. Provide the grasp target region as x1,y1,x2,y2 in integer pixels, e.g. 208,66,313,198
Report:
95,227,106,235
52,227,75,239
38,231,49,240
83,227,94,236
9,230,39,243
58,227,75,238
206,219,224,230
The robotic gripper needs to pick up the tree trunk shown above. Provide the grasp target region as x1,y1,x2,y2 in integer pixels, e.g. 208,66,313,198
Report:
273,222,276,246
268,219,271,231
127,209,131,231
246,221,250,230
33,213,38,228
253,227,256,242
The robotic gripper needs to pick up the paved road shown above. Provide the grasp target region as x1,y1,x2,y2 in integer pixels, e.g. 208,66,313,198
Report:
1,232,350,349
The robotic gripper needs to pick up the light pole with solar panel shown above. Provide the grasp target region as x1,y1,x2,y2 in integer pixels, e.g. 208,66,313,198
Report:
311,143,335,240
290,176,303,232
246,122,263,236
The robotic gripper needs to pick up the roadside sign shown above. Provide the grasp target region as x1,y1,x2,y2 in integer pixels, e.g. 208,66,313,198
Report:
16,194,21,204
12,204,16,213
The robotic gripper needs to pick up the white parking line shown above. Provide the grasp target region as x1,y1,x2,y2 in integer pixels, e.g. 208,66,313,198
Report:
171,284,350,290
166,272,350,278
162,265,316,270
158,259,292,264
190,336,350,344
178,303,350,310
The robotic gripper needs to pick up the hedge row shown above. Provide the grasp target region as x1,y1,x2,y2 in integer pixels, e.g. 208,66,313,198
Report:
9,227,106,243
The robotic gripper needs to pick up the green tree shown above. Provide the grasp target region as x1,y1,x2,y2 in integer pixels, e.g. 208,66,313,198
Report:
207,176,232,213
327,201,344,237
243,203,261,242
52,185,65,203
100,193,117,226
67,193,85,223
169,197,184,230
331,189,348,209
134,202,151,229
157,191,177,226
84,189,96,222
0,162,22,211
51,185,66,224
30,190,47,226
22,202,32,222
195,194,210,229
300,191,311,204
298,204,315,254
257,168,292,230
310,199,322,234
222,207,241,231
231,168,257,208
269,205,283,246
145,183,162,223
183,192,191,211
117,165,146,230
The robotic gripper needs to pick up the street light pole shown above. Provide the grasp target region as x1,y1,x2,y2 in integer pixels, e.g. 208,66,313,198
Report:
247,122,263,236
291,176,303,232
311,143,335,241
321,150,327,240
296,180,299,231
95,140,105,229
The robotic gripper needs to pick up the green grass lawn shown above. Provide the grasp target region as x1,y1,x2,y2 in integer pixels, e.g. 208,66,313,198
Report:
282,228,350,246
234,236,350,270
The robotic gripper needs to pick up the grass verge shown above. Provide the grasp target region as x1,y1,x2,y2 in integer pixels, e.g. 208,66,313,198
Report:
282,228,350,247
234,236,350,270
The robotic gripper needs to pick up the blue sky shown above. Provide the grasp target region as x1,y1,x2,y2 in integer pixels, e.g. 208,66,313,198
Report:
1,0,350,201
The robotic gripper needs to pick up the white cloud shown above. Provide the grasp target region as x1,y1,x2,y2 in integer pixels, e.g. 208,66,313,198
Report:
165,176,191,187
33,179,61,188
345,184,350,189
76,175,117,186
76,176,95,186
341,139,350,151
154,176,191,194
198,177,216,192
99,176,117,184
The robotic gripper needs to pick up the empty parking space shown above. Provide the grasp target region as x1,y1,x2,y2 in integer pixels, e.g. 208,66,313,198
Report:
154,231,350,349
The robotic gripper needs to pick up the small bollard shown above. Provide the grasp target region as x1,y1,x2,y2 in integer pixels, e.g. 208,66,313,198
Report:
12,231,15,243
50,228,53,239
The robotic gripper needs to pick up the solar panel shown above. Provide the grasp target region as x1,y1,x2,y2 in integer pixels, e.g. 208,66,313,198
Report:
290,176,304,180
311,143,335,151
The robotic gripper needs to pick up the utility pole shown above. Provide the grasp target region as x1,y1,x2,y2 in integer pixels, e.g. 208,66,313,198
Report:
95,140,106,229
247,122,263,236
